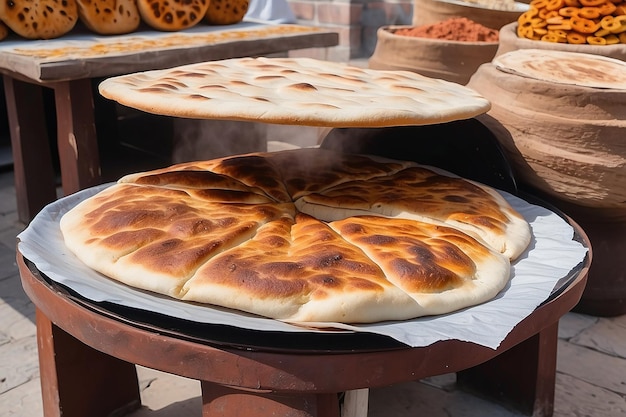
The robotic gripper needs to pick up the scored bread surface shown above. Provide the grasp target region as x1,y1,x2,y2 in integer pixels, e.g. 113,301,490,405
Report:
98,57,491,127
60,149,530,324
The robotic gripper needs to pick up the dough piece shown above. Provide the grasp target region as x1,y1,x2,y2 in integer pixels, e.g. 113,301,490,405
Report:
76,0,141,35
329,215,511,318
136,0,208,31
0,0,78,39
204,0,248,25
98,56,491,127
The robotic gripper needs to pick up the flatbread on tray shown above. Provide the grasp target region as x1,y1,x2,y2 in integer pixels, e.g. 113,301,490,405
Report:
97,56,491,127
60,149,530,324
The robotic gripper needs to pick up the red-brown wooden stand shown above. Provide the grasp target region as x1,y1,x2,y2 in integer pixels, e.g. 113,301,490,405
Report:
19,228,590,417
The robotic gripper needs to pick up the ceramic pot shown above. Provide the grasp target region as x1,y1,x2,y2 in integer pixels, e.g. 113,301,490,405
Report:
369,25,498,85
467,49,626,315
413,0,528,30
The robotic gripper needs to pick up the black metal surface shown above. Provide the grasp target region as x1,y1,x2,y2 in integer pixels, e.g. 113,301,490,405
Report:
29,260,407,354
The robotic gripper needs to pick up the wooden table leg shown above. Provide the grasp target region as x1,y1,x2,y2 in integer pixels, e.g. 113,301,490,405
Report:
201,381,341,417
456,321,559,417
53,79,102,196
36,308,141,417
3,76,57,223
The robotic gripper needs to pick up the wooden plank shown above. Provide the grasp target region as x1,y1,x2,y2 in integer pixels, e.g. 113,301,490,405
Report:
0,24,338,82
2,76,57,222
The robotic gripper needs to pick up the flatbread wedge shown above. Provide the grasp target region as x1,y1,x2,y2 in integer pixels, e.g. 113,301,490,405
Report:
60,182,295,297
296,165,531,260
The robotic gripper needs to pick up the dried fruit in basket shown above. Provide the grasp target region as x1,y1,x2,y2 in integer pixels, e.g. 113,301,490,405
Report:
516,0,626,44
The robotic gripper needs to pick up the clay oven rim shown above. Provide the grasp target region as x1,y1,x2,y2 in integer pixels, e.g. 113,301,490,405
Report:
382,25,500,46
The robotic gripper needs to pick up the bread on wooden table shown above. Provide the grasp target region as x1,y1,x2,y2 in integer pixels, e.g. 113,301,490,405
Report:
76,0,141,35
0,0,78,39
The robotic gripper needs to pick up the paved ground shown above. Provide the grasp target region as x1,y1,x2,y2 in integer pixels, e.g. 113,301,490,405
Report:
1,130,625,416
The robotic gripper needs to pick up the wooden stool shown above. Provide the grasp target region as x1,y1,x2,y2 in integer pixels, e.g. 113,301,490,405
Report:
18,223,590,417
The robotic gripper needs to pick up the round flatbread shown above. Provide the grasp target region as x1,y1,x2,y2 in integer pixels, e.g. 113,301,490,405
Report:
136,0,208,31
493,49,626,90
98,56,492,127
0,0,78,39
60,149,529,324
204,0,248,25
76,0,141,35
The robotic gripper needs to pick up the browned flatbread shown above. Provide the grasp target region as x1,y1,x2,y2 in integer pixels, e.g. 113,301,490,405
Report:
60,182,295,297
136,0,208,31
0,0,78,39
296,166,531,260
183,213,429,323
204,0,248,25
98,57,491,127
76,0,141,35
60,149,528,324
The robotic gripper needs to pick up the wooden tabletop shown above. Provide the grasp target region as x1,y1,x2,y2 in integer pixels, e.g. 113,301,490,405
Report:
0,22,339,82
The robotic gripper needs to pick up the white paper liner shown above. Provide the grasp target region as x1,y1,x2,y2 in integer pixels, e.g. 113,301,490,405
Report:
17,184,588,349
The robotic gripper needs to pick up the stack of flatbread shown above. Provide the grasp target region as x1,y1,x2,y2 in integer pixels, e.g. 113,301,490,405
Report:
60,57,528,324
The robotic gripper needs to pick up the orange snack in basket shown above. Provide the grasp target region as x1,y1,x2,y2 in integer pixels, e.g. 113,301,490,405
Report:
579,0,606,6
567,30,588,41
559,6,580,16
578,6,602,17
587,35,608,42
547,0,566,9
598,2,617,14
517,0,626,44
571,15,601,32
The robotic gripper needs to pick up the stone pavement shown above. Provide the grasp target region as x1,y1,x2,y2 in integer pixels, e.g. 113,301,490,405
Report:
1,149,625,416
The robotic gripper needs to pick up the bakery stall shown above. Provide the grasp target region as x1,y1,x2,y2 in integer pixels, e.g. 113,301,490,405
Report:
16,56,591,417
0,22,338,224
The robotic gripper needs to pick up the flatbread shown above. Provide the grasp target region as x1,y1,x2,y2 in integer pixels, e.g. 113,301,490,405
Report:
136,0,208,31
0,0,78,39
76,0,141,35
295,165,531,260
493,49,626,90
60,149,528,324
98,56,492,127
204,0,248,25
60,182,295,297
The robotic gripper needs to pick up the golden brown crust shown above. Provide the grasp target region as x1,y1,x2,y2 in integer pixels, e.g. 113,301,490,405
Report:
204,0,248,25
0,0,78,39
61,149,528,323
136,0,208,31
295,165,530,260
76,0,140,35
